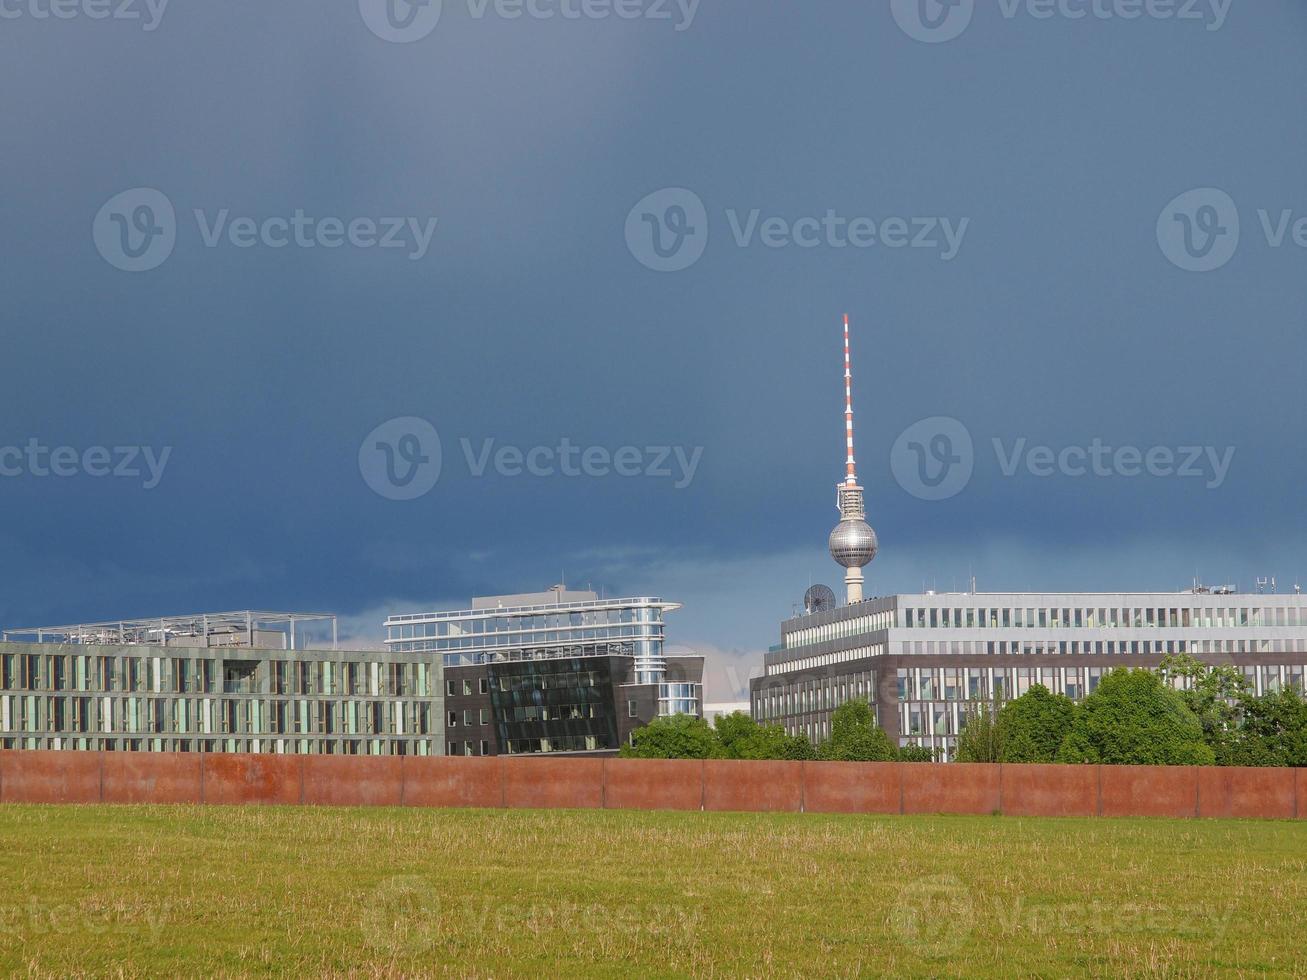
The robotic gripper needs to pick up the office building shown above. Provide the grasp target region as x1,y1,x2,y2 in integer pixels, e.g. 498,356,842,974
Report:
0,612,443,755
385,587,702,755
750,316,1307,758
754,589,1307,758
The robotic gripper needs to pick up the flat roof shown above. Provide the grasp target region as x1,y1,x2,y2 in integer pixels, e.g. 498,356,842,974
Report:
3,611,338,647
385,596,680,624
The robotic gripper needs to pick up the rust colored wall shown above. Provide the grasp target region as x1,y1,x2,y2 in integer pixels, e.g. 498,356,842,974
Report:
603,759,703,811
203,754,303,806
1197,767,1296,820
802,761,900,814
0,752,1303,819
1100,765,1199,819
502,757,603,810
0,750,101,804
102,752,202,805
301,756,403,807
402,757,502,809
902,762,1001,815
702,760,802,812
1001,764,1099,818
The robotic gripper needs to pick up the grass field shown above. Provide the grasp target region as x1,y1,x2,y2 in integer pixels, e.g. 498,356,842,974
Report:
0,806,1304,977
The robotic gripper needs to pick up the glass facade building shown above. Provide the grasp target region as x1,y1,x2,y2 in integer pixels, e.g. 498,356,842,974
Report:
386,589,703,756
751,591,1307,759
0,641,443,755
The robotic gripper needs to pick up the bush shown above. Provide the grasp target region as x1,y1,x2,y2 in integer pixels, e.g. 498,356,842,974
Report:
954,700,1004,763
621,712,817,761
620,714,718,759
714,712,817,761
1227,687,1307,767
1159,654,1249,763
1054,669,1214,766
998,685,1077,763
816,700,898,762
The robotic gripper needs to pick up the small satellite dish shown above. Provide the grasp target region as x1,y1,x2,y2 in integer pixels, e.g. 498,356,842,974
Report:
804,584,836,615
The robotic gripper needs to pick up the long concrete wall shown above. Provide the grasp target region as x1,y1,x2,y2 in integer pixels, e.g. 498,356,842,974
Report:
0,751,1303,819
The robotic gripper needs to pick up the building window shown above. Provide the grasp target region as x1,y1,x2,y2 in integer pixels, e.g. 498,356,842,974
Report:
447,711,457,728
479,678,489,694
628,700,638,718
446,680,457,697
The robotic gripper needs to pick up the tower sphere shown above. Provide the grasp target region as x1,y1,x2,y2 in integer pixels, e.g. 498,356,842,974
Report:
829,518,878,568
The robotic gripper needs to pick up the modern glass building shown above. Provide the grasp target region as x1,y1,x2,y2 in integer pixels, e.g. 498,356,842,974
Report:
385,587,703,755
752,590,1307,759
0,612,444,755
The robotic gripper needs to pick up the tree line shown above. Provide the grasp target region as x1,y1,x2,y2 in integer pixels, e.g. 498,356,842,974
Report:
622,656,1307,766
956,655,1307,766
620,700,934,762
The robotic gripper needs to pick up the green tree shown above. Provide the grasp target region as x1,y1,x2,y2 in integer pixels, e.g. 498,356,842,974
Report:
1054,668,1215,766
998,684,1077,763
954,699,1004,763
816,700,898,762
619,714,718,759
737,725,818,761
1228,687,1307,767
712,711,761,758
711,711,816,760
1158,654,1249,763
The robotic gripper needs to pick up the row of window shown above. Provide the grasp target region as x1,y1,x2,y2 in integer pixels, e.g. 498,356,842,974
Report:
445,671,609,697
783,607,896,649
2,736,438,755
900,605,1307,630
389,607,661,641
753,671,876,723
770,637,1307,676
766,645,885,676
783,602,1307,651
899,639,1307,657
0,654,432,698
502,735,604,754
0,696,436,738
432,643,639,665
447,708,493,728
449,739,492,756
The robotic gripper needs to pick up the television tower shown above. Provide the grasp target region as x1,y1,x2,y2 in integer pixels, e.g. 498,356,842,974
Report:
828,314,878,603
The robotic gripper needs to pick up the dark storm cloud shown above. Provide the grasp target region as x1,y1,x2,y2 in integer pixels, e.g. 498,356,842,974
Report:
2,0,1305,658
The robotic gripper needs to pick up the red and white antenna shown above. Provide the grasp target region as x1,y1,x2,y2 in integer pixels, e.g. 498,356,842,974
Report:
844,313,857,485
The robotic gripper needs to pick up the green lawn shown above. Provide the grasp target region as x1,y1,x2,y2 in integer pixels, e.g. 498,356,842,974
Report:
0,806,1304,978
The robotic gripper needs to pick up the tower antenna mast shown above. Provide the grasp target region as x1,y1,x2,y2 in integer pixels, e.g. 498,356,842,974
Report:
844,313,857,486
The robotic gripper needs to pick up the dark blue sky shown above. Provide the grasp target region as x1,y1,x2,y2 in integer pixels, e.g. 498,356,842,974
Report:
3,0,1305,698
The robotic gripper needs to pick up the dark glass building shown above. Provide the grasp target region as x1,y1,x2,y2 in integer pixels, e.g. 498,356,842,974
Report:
385,588,703,756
